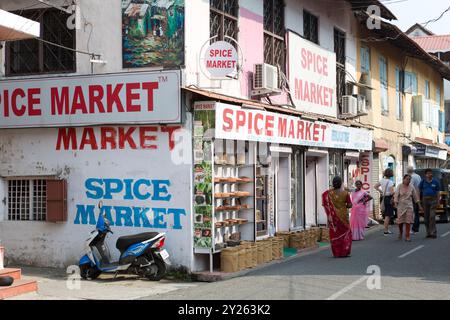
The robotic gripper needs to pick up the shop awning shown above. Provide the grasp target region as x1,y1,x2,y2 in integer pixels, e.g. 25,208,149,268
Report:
0,9,40,41
412,137,449,160
414,137,449,151
373,138,389,152
182,86,372,130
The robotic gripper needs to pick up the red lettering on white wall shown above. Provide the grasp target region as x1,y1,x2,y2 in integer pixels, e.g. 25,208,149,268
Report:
56,126,182,152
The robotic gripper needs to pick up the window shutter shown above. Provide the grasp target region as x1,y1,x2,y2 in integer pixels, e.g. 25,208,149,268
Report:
46,179,67,222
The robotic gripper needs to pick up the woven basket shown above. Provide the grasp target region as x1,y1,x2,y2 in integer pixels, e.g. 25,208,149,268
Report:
237,246,247,271
272,237,284,259
256,241,265,265
240,242,253,269
320,227,330,242
275,232,290,248
248,242,258,268
263,240,272,262
221,247,239,273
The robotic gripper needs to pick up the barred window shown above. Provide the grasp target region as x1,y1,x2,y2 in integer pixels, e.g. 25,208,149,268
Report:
8,179,47,221
263,0,285,73
210,0,239,42
6,8,76,76
334,28,346,112
303,10,318,44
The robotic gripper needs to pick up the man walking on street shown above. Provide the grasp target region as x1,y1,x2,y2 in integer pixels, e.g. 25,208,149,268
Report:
418,169,440,239
407,166,422,234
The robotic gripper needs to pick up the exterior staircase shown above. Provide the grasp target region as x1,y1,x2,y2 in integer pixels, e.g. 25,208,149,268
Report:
0,247,38,299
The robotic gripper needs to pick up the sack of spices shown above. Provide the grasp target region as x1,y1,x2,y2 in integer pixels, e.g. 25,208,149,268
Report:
237,246,247,271
275,231,290,248
220,247,239,273
256,242,265,265
263,240,272,263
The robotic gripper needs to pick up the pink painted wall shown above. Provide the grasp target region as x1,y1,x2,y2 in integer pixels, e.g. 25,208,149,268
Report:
239,7,264,98
239,7,288,104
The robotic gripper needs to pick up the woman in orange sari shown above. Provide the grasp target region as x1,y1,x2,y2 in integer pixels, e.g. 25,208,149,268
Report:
322,176,353,258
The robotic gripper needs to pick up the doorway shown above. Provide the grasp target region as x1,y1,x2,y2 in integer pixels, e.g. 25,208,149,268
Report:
276,154,291,232
305,150,328,227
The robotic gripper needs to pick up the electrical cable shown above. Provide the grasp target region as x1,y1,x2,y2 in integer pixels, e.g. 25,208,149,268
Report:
421,4,450,28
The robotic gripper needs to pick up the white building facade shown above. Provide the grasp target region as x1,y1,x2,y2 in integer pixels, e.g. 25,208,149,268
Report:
0,0,381,271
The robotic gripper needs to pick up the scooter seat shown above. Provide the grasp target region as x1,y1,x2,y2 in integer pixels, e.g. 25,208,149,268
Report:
116,232,160,252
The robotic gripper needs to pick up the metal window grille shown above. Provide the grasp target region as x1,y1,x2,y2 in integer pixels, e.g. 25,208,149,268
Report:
334,28,346,112
210,0,239,44
263,0,285,74
303,10,318,44
8,179,47,221
6,8,75,76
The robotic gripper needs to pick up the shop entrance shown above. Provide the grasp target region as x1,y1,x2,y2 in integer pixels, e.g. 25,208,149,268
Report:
305,150,328,227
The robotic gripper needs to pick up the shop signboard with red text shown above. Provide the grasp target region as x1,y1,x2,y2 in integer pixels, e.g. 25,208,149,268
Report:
287,31,337,118
215,103,372,151
0,71,181,128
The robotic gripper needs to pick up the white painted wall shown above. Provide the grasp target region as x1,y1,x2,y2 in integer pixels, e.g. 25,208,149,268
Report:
285,0,358,84
0,117,194,269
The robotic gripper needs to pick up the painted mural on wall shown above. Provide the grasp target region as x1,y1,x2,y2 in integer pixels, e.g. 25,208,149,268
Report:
122,0,185,68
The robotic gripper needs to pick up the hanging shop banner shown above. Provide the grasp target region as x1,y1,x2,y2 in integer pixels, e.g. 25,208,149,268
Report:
193,101,215,249
215,103,372,150
122,0,185,68
0,71,181,128
287,30,337,117
357,152,373,193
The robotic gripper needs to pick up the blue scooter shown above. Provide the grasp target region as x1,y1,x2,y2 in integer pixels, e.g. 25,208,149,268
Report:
79,201,170,281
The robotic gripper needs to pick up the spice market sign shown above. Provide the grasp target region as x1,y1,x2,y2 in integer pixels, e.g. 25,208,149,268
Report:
0,70,181,128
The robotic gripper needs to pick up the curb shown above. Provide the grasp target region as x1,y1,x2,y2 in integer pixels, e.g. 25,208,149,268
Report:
192,225,385,282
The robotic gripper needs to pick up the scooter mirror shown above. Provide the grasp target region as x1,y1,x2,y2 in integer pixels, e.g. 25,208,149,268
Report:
98,201,103,210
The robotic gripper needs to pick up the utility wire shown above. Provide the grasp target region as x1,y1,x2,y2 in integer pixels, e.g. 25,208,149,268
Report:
421,5,450,27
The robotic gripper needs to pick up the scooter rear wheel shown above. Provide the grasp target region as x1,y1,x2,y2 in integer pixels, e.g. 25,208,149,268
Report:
80,264,101,280
145,256,166,281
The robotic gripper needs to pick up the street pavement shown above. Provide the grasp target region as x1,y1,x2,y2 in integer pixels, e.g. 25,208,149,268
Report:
6,266,199,300
8,222,450,300
145,223,450,300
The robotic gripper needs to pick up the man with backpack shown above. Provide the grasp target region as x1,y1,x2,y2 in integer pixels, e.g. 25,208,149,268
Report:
418,168,440,239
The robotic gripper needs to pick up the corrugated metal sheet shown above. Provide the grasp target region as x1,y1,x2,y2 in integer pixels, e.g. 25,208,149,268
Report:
413,35,450,53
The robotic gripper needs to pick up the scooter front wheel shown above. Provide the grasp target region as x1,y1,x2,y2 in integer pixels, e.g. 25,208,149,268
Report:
80,264,101,280
145,256,166,281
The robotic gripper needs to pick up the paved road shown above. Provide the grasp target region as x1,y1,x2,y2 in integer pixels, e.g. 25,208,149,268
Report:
146,223,450,300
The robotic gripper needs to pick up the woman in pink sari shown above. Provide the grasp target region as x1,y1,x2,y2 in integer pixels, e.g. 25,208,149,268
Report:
350,180,373,241
322,176,353,258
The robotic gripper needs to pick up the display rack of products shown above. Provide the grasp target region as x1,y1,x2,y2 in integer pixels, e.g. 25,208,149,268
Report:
255,165,269,238
213,139,255,252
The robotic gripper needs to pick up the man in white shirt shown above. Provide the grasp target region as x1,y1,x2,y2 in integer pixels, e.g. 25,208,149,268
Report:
407,166,422,234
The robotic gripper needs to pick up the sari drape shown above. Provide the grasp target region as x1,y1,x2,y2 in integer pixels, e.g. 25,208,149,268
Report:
350,190,370,240
322,189,352,257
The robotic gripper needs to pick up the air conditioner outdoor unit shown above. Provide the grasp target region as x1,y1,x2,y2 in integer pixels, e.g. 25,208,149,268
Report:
251,63,281,96
354,94,368,115
339,95,358,119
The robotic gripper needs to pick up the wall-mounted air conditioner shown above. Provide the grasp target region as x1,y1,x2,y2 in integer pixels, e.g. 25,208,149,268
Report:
251,63,281,96
353,94,368,115
339,95,358,119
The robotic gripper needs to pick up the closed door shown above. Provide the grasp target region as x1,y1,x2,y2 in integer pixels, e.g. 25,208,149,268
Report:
276,156,291,232
305,157,318,226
